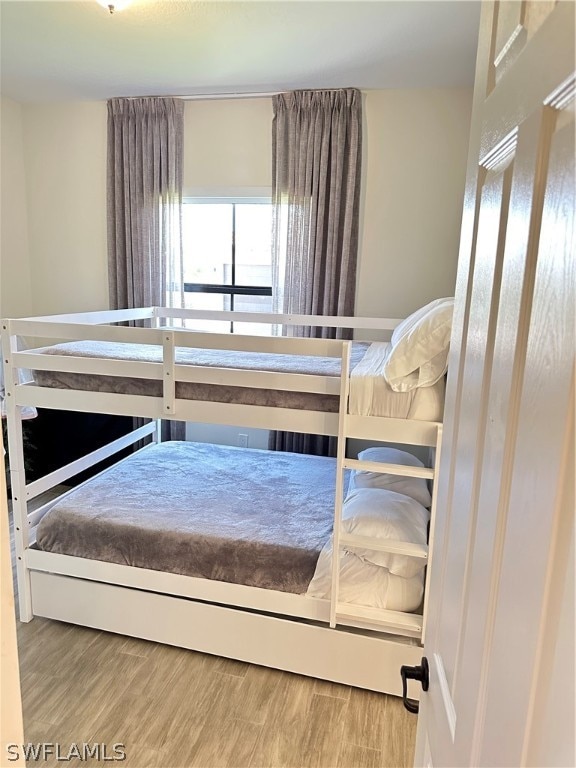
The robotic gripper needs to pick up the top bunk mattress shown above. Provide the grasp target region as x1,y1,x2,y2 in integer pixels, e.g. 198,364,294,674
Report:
30,340,444,421
35,441,339,594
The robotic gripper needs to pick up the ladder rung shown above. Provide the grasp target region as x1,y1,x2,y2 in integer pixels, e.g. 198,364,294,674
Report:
336,602,423,635
342,458,434,480
339,533,428,560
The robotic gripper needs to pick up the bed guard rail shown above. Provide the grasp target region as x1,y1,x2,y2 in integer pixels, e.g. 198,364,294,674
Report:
1,307,403,424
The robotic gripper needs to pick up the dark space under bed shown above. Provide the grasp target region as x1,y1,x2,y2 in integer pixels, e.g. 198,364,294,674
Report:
35,441,341,594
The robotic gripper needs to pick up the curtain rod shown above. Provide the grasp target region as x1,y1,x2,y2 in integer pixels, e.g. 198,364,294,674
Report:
173,87,349,101
121,88,352,102
178,91,282,100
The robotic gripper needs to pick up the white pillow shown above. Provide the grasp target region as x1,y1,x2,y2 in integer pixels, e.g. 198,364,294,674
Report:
390,297,450,346
384,298,454,392
349,447,432,508
342,487,429,578
306,541,424,612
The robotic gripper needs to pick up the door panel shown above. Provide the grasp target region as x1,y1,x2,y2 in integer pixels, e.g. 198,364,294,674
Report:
415,1,575,765
524,392,574,767
436,165,512,691
450,106,556,757
524,0,557,41
478,111,574,768
494,0,526,80
494,0,559,82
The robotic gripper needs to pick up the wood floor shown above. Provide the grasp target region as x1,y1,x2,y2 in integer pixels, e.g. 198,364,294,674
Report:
11,492,417,768
17,618,417,768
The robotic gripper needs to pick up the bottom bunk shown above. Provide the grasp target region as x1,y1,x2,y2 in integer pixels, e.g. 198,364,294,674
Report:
21,438,432,697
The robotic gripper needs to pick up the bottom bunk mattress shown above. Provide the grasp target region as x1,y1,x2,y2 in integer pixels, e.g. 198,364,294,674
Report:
35,441,339,594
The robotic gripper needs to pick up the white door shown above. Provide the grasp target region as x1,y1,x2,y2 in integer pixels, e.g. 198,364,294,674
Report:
414,2,575,766
1,426,25,764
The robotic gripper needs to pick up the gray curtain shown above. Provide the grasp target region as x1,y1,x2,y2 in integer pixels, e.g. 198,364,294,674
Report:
269,88,362,455
107,96,185,440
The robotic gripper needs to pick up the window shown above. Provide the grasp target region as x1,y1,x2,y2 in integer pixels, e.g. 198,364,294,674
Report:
180,197,273,334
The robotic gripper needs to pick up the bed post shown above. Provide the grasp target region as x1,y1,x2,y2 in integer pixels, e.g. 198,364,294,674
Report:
1,323,33,621
420,423,443,645
330,340,352,629
151,307,163,444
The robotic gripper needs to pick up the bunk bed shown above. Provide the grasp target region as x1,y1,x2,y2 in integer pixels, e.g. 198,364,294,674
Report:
1,304,450,698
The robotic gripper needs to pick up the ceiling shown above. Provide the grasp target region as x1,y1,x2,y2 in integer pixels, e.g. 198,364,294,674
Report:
0,0,481,103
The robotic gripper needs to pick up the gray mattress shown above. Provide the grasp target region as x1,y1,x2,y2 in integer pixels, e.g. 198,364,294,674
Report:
35,441,341,594
33,340,370,411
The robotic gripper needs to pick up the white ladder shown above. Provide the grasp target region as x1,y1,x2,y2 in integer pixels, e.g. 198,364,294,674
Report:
329,343,443,638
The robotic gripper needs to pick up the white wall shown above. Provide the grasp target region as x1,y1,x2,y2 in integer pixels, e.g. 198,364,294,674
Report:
183,98,272,193
0,97,32,318
185,422,270,451
357,88,472,319
22,102,108,315
12,89,471,320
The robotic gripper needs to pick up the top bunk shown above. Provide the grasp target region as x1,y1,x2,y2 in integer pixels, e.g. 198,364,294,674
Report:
1,302,452,447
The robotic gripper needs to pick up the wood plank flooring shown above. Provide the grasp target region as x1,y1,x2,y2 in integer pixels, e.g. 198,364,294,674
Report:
10,492,417,768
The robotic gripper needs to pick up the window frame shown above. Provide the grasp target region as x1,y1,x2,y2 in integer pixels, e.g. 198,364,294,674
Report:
182,195,273,332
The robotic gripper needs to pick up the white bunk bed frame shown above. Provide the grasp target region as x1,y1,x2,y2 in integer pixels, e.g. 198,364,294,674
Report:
2,306,442,698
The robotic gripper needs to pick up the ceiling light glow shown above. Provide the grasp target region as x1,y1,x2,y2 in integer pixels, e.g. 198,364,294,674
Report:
96,0,131,14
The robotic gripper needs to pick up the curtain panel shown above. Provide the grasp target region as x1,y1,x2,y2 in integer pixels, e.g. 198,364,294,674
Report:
271,88,362,337
107,96,185,440
107,97,185,311
270,88,362,454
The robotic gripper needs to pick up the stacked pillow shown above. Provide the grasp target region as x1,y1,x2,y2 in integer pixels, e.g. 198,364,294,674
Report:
383,297,454,392
306,542,425,612
348,446,431,507
307,447,431,612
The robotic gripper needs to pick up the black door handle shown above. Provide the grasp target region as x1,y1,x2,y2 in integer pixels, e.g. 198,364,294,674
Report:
400,656,429,714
